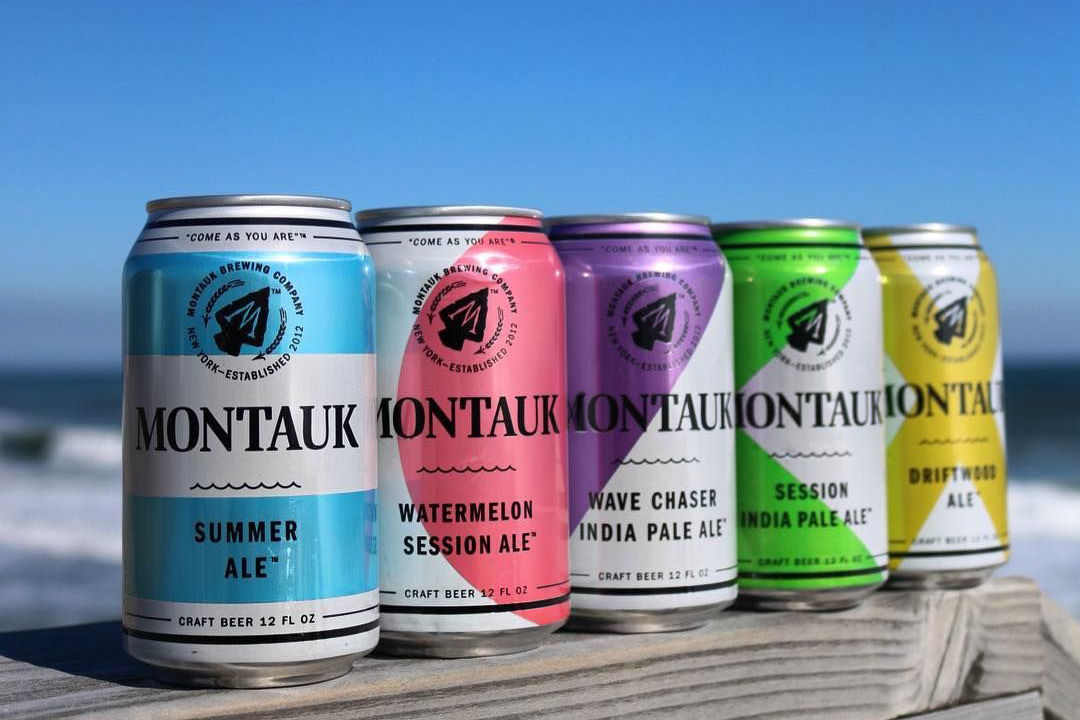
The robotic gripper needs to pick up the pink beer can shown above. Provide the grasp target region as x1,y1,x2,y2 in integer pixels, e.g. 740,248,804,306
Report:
356,205,570,657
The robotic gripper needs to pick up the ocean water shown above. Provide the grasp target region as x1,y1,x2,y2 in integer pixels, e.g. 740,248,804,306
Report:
0,364,1077,631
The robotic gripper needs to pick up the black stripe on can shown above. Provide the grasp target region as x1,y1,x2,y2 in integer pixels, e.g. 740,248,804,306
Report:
381,593,569,615
322,603,380,619
891,545,1008,558
715,242,867,251
356,223,546,235
868,244,984,252
571,578,736,596
311,234,363,242
740,564,888,580
549,232,712,241
144,217,357,230
122,618,378,645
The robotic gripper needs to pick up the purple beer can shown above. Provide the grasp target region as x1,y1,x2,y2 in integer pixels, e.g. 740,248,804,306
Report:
547,214,737,632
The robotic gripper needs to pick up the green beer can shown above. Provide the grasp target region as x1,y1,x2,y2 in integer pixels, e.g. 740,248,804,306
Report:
711,220,887,610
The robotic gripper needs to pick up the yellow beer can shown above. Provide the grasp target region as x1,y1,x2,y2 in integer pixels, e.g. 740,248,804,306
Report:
865,224,1008,588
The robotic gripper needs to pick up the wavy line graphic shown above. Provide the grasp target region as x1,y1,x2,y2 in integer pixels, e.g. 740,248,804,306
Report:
613,457,701,466
769,451,853,459
918,437,989,445
189,481,302,490
416,465,517,474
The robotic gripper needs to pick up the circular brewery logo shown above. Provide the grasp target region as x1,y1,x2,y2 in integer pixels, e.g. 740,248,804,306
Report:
763,277,852,371
911,276,985,363
411,264,517,372
607,271,704,371
185,261,304,380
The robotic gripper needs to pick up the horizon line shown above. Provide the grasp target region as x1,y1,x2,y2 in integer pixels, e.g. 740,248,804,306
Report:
0,355,1077,375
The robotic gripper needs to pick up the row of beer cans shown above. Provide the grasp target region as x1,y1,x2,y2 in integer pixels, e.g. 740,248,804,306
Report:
121,195,1007,687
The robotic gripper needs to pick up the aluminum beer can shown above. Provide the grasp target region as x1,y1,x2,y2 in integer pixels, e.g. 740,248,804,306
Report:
547,214,737,632
122,195,378,687
864,224,1007,588
711,220,887,610
357,205,570,657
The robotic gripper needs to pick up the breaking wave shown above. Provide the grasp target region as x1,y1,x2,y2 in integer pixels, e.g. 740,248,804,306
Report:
0,410,121,475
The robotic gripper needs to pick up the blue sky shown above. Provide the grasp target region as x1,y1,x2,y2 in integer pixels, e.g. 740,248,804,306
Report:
1,0,1077,366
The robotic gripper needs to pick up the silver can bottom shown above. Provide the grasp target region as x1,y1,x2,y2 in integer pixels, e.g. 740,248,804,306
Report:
144,653,360,689
567,600,732,633
887,566,997,590
737,582,884,611
377,620,564,658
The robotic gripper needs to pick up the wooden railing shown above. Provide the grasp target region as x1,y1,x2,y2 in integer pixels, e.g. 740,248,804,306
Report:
1,576,1077,719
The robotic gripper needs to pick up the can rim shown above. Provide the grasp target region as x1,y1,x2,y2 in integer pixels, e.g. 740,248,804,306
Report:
862,223,977,236
146,194,352,213
710,218,859,232
355,205,543,222
545,213,710,227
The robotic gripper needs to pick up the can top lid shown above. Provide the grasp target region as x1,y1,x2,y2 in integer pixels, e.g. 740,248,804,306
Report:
355,205,543,223
862,223,977,236
545,212,710,228
711,219,863,248
146,194,351,213
710,218,859,232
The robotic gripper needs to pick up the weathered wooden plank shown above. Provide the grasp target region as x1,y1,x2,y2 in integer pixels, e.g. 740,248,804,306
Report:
0,576,1063,720
1043,594,1080,720
904,692,1042,720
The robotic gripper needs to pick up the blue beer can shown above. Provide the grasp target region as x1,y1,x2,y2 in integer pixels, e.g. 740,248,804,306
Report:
122,195,377,687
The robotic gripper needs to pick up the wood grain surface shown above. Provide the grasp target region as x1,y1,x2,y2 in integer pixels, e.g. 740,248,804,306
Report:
903,692,1041,720
0,576,1074,720
1043,593,1080,720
